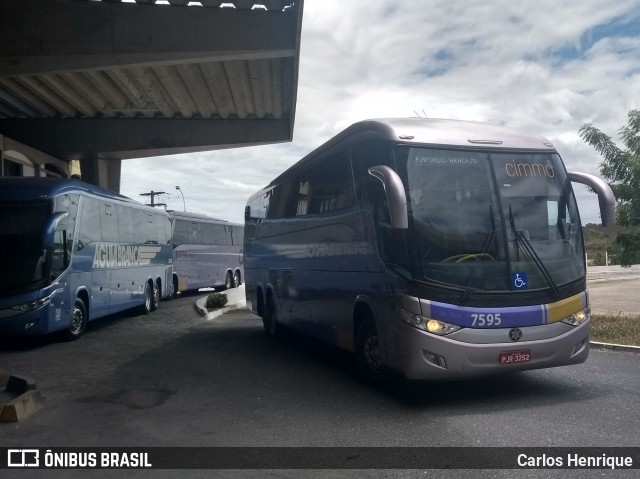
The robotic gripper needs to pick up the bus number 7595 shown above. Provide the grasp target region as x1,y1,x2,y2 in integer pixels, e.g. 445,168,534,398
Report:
471,313,502,327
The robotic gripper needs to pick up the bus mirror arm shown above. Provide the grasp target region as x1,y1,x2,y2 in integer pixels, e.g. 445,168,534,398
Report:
368,165,409,229
567,172,616,227
43,212,69,247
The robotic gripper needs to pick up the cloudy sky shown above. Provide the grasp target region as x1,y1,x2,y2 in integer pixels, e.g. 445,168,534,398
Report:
120,0,640,225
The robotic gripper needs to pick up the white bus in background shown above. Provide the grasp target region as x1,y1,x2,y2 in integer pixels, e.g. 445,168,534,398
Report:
169,211,244,295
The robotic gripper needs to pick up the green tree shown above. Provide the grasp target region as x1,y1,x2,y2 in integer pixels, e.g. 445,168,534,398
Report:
579,110,640,266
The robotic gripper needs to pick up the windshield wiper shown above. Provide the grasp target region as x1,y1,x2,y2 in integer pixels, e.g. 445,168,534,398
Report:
509,206,561,298
479,204,498,259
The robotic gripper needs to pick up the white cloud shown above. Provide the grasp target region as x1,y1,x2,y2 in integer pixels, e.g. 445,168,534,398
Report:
121,0,640,225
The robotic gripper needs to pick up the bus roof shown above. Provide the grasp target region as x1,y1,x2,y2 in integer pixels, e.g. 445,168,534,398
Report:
336,118,555,151
0,177,148,209
167,210,243,227
268,118,557,187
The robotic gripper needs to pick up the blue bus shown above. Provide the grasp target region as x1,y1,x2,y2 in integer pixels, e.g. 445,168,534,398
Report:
0,178,173,340
169,210,244,295
244,118,616,381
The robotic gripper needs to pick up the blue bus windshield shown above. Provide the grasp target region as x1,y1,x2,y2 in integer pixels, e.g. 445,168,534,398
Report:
0,201,51,296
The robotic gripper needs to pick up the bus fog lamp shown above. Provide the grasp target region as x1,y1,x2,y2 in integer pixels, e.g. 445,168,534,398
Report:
561,307,590,326
422,350,447,368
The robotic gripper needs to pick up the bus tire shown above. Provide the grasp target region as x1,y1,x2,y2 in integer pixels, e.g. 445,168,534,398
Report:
233,270,242,288
141,282,153,315
263,294,281,338
355,316,387,383
223,271,233,290
172,275,179,299
62,298,87,341
151,280,160,311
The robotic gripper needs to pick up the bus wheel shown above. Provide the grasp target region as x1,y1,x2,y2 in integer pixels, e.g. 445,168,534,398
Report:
355,317,387,383
263,295,281,338
151,281,160,311
62,298,87,341
141,282,153,315
233,270,241,288
172,276,179,299
223,271,233,290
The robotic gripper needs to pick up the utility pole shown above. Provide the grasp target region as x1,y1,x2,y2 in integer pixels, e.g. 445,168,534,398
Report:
140,190,167,208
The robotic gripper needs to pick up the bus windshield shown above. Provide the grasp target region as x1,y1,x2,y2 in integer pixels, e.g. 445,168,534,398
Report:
0,201,51,297
400,147,584,293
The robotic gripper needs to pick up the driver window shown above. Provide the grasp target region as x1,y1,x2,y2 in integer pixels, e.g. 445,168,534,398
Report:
50,228,69,279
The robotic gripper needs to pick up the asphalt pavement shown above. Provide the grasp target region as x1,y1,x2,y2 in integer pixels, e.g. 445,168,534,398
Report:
2,270,639,425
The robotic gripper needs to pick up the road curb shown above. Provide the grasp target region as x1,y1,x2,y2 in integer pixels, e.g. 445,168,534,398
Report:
195,295,246,320
1,373,44,423
590,341,640,354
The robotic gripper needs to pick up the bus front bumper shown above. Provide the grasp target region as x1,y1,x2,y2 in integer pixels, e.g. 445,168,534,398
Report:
389,319,590,380
0,307,51,336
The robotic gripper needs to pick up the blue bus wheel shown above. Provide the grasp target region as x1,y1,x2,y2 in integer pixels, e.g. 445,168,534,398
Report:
61,299,87,341
233,270,241,288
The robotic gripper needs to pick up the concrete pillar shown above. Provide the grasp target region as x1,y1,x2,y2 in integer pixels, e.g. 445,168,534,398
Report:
79,158,122,193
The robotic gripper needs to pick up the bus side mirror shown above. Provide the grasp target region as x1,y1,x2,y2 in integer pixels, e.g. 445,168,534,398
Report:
567,171,616,227
244,205,251,221
368,165,408,229
43,212,69,247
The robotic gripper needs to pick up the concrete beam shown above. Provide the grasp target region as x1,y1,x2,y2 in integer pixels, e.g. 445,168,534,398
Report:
0,0,299,76
0,118,291,160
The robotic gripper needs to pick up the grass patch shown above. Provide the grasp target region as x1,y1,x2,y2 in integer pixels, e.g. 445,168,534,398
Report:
591,314,640,347
205,292,228,310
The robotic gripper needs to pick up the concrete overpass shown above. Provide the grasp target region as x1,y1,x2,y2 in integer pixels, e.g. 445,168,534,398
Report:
0,0,304,191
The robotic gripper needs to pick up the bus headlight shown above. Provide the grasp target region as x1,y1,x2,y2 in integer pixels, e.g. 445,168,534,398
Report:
561,307,591,326
11,291,57,313
400,308,461,336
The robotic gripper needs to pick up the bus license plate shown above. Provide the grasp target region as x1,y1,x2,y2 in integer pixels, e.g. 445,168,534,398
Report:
499,350,531,364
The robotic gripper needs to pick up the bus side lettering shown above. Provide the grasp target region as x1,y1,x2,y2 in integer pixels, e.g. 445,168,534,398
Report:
92,244,140,268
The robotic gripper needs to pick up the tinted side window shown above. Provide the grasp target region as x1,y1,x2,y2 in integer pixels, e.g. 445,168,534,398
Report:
163,215,172,244
211,224,228,245
351,140,393,201
79,197,102,248
202,222,215,245
232,226,244,245
267,183,295,218
117,206,134,243
296,148,354,216
173,219,189,245
189,221,202,244
102,203,119,242
247,190,270,220
154,213,167,244
133,210,147,244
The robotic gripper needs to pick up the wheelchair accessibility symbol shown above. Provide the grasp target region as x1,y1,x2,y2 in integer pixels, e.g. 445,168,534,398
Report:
512,272,528,289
